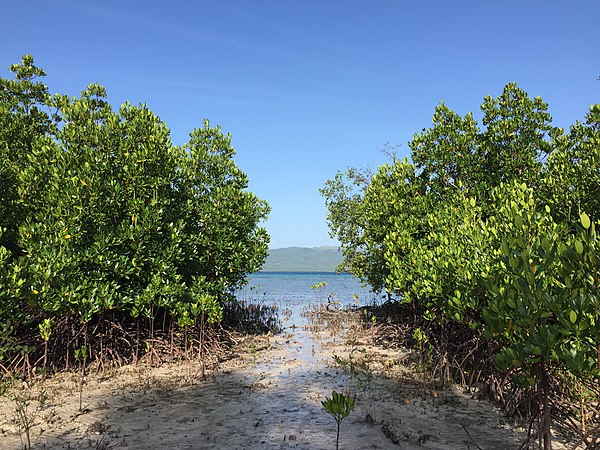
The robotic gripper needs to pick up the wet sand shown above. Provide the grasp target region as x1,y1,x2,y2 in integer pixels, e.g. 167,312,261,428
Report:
0,305,570,449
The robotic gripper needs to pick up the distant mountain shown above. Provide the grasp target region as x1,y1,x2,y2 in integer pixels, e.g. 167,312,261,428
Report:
262,246,343,272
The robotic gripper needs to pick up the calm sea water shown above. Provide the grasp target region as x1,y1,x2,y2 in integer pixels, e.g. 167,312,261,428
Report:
237,271,381,311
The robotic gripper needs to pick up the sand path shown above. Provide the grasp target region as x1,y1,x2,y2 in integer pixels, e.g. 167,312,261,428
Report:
1,306,568,449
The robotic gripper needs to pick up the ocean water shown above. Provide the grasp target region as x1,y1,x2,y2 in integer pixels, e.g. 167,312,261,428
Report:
236,272,381,362
237,271,381,314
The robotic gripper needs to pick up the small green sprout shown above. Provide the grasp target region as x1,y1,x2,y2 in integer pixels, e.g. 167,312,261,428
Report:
321,390,356,450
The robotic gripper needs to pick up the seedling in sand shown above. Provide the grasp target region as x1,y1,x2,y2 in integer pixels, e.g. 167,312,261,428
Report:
333,353,373,395
321,390,356,450
74,345,88,411
9,381,47,450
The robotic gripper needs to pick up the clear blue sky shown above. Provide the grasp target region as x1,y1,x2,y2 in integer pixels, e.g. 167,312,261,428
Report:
2,1,598,248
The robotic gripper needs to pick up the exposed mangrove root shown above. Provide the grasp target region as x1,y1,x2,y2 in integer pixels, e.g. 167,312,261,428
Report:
0,299,281,384
356,300,599,449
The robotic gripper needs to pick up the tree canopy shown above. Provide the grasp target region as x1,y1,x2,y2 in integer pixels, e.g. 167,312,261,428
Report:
322,84,599,448
0,55,270,367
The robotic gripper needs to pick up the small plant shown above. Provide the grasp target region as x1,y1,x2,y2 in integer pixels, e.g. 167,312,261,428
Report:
321,390,356,450
251,340,260,365
38,318,52,370
10,381,47,450
311,281,328,302
74,345,88,411
311,281,328,290
333,353,373,394
411,327,431,369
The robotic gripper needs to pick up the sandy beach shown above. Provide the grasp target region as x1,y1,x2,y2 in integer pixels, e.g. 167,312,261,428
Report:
0,306,571,449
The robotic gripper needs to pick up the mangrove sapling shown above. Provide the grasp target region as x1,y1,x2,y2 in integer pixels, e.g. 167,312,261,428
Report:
9,381,48,450
333,353,373,396
411,326,432,372
311,281,328,305
38,318,52,371
321,390,356,450
251,340,260,365
74,345,88,411
198,313,206,380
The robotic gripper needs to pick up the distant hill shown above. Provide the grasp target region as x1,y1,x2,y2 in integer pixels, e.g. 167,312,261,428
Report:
262,246,343,272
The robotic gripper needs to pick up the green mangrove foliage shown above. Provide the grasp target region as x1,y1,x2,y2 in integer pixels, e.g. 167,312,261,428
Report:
0,55,270,371
323,83,599,448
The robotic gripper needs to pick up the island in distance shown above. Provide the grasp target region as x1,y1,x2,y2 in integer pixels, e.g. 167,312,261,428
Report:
261,246,343,272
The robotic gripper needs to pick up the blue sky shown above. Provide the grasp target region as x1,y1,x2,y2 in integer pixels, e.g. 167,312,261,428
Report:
2,1,598,248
